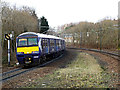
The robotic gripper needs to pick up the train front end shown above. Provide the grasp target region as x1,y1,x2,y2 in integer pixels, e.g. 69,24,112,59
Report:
16,33,40,66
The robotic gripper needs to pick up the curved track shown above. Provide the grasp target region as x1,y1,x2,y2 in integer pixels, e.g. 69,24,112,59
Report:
68,48,119,59
1,54,63,82
1,48,119,82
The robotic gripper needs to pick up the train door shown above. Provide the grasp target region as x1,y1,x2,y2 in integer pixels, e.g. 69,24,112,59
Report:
41,38,49,54
50,39,55,53
56,39,59,51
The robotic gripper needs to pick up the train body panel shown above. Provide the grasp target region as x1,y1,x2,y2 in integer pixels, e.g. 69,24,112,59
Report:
17,46,39,54
16,32,65,66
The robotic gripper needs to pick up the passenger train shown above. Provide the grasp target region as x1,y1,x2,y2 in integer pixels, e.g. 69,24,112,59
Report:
16,32,65,66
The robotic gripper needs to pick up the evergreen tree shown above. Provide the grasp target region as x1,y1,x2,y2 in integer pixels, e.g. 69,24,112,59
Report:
39,16,49,34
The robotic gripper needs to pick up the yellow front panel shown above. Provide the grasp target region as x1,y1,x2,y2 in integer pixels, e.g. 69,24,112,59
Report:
17,46,39,54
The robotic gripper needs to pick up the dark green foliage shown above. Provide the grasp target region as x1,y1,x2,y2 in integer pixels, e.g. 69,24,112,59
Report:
31,10,38,19
24,27,28,32
39,16,49,34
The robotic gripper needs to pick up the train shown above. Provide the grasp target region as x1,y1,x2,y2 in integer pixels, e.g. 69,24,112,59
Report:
16,32,65,67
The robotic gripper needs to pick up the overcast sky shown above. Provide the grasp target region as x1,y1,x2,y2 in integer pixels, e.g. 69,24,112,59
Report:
3,0,120,27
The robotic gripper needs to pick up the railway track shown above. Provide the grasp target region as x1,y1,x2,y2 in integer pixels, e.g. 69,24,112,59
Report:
1,48,119,82
68,48,119,59
0,54,63,82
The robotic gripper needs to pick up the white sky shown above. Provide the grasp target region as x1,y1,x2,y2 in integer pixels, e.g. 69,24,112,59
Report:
2,0,120,27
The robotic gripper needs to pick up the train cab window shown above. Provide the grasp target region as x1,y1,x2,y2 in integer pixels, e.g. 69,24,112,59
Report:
28,38,37,46
18,38,27,46
18,38,38,46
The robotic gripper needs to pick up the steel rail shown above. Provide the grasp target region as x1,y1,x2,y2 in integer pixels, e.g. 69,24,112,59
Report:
1,54,64,82
68,48,119,57
0,68,22,76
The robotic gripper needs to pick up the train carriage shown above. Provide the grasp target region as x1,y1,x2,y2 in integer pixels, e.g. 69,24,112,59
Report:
16,32,65,66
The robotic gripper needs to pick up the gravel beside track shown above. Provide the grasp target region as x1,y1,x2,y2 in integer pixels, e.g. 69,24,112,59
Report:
2,49,120,88
2,50,78,88
69,48,119,73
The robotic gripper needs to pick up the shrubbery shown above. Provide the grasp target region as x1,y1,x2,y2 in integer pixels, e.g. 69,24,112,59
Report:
2,2,38,65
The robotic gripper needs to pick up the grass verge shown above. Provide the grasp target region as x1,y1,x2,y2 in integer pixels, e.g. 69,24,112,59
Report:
23,52,118,88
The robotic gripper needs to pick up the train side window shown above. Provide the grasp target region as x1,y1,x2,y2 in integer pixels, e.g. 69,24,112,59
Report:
42,39,48,48
42,39,45,48
63,41,64,46
45,39,48,47
52,40,54,46
53,40,55,47
59,40,61,47
50,39,54,47
56,40,59,46
50,39,51,46
61,40,62,46
41,39,43,49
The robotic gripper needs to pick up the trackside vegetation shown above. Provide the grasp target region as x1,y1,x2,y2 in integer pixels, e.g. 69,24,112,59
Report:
60,19,118,50
2,2,49,66
23,52,118,88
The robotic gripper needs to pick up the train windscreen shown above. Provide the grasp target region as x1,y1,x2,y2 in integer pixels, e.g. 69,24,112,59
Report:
18,38,38,46
28,38,37,45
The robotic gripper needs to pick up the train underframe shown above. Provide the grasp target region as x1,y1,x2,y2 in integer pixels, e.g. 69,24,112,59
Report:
39,50,65,64
19,50,65,67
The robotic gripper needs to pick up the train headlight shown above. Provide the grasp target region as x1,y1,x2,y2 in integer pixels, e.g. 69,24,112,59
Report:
32,51,39,54
34,56,39,58
17,52,24,54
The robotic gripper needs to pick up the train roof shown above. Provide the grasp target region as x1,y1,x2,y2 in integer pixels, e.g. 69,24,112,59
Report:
17,32,64,40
